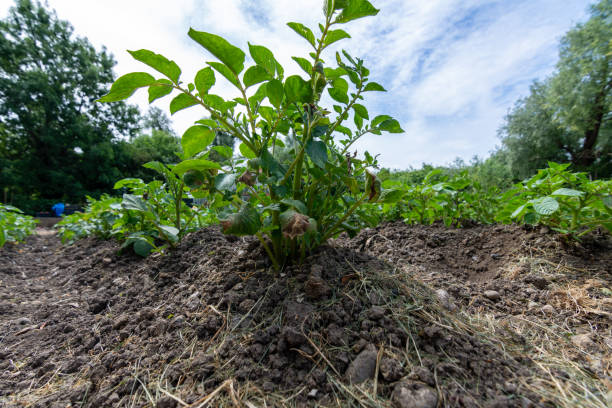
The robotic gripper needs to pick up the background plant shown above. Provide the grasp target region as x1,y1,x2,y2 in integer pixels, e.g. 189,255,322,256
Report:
99,0,403,269
0,203,37,247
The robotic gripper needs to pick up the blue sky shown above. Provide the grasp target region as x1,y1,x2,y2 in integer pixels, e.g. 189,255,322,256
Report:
0,0,595,169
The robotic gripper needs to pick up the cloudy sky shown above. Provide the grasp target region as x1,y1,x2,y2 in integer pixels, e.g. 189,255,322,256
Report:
0,0,594,169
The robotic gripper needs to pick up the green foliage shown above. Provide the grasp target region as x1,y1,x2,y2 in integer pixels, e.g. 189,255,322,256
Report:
0,203,37,247
0,0,142,212
99,0,402,269
500,0,612,178
498,162,612,236
57,164,215,256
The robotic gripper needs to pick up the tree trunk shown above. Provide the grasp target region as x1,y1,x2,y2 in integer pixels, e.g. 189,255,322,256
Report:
574,86,607,167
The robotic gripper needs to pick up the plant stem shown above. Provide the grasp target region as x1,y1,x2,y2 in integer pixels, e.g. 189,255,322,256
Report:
256,232,280,270
321,194,366,241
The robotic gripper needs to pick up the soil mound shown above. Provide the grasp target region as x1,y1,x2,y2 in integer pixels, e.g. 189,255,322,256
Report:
1,223,610,407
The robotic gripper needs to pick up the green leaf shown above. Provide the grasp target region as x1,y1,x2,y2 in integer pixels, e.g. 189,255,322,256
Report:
243,65,271,88
148,79,174,103
352,103,369,119
371,115,391,127
170,93,198,114
551,188,584,197
335,0,379,24
284,75,313,104
188,29,245,74
323,29,351,47
328,77,349,104
603,195,612,208
532,197,559,215
158,225,179,242
128,49,181,83
280,199,307,214
215,173,237,192
208,61,240,88
143,161,171,178
306,139,328,169
98,72,156,102
239,142,257,159
354,112,363,129
113,178,143,189
220,204,261,236
363,82,386,92
122,194,148,212
211,145,233,159
182,126,216,158
266,79,284,107
248,43,276,76
194,67,215,95
172,159,221,175
261,149,286,179
378,118,403,133
287,22,315,48
292,57,313,76
132,237,154,257
511,204,527,219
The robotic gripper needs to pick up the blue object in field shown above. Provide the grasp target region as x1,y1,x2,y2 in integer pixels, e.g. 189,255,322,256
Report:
51,203,64,216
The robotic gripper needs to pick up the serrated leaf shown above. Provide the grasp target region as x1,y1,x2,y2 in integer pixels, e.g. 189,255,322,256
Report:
551,188,584,197
532,197,559,215
323,29,351,47
306,139,328,169
266,79,284,108
170,93,198,114
128,49,181,83
352,103,369,119
194,67,215,95
292,57,313,76
284,75,313,104
208,61,239,87
243,65,270,88
363,82,386,92
98,72,156,102
335,0,379,23
182,126,216,158
148,79,174,103
248,43,276,76
172,159,221,175
287,22,315,48
188,29,245,74
220,204,261,236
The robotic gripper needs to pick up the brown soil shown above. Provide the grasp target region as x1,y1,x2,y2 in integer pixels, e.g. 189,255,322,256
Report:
0,223,610,407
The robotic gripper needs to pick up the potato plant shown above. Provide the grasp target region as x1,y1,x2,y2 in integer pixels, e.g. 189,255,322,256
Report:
498,162,612,237
99,0,402,269
0,203,37,247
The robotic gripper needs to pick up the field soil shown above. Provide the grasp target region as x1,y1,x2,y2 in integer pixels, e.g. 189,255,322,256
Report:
0,223,610,407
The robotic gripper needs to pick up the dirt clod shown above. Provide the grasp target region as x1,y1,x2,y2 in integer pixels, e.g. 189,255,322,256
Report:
392,381,438,408
345,344,378,384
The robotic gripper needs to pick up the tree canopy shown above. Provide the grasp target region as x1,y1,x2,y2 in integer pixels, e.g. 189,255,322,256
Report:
499,0,611,179
0,0,142,212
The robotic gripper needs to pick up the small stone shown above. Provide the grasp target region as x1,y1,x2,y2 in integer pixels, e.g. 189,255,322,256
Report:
541,305,556,315
435,289,456,311
345,344,377,384
238,298,256,313
307,389,318,398
102,257,112,264
262,381,275,392
527,301,539,310
484,290,501,301
391,381,438,408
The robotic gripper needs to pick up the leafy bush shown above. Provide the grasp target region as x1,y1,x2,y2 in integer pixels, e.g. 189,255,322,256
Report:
0,203,37,247
497,162,612,236
57,165,214,255
99,0,402,269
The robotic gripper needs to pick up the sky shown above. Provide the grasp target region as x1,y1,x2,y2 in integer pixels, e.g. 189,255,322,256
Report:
0,0,595,169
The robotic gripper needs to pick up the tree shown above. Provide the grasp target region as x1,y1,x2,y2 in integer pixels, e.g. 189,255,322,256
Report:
500,0,611,178
0,0,141,212
141,106,175,135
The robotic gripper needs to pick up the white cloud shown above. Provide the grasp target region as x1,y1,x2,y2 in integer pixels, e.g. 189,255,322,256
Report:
0,0,593,169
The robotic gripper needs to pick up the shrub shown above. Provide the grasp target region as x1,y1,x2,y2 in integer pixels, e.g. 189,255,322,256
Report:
0,203,37,247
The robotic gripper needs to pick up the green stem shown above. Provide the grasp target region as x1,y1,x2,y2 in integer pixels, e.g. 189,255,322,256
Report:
321,194,366,241
257,232,280,270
